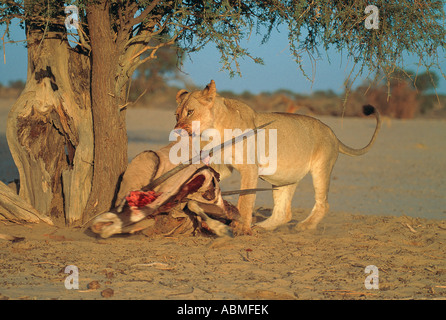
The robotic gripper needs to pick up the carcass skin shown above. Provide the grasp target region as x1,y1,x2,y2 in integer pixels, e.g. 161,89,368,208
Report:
91,142,239,238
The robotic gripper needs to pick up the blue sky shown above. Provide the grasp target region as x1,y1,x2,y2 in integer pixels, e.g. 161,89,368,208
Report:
1,19,445,95
181,25,446,95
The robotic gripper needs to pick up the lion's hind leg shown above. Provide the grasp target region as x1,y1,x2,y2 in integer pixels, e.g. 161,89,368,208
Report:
296,157,335,231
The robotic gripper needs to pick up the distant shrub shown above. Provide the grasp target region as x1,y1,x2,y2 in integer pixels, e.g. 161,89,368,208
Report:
240,90,254,100
312,89,338,98
8,80,25,91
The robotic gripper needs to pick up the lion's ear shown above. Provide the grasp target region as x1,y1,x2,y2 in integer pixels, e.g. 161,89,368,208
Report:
201,80,216,104
176,89,188,104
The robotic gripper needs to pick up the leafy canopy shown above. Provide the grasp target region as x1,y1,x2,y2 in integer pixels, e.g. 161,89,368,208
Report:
1,0,445,85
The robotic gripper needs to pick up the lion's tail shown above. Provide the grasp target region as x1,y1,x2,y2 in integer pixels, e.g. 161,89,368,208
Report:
338,105,381,157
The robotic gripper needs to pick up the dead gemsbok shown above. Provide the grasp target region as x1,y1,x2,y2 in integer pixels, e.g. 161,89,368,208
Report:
90,122,273,238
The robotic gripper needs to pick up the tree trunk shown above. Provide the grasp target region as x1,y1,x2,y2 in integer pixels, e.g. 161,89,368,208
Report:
6,1,132,225
83,2,128,222
6,3,93,225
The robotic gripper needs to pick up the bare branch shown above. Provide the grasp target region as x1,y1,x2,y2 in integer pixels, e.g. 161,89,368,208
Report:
128,0,162,27
77,22,91,51
124,15,169,49
1,19,10,63
132,38,172,65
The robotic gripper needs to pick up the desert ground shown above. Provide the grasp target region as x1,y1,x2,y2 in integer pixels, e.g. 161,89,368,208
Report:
0,97,445,300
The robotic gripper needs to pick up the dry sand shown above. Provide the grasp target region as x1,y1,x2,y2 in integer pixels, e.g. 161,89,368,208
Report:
0,98,445,300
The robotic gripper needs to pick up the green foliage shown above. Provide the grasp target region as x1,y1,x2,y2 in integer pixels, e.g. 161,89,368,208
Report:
162,0,273,76
282,0,445,85
1,0,445,87
414,71,440,92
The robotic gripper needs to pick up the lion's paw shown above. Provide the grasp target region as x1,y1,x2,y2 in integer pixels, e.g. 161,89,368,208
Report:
295,221,318,231
232,223,253,236
255,218,285,231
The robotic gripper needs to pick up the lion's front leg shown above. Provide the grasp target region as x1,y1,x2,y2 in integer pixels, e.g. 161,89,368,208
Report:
235,164,258,235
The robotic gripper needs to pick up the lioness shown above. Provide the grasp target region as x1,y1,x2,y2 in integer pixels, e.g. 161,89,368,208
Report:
174,80,381,234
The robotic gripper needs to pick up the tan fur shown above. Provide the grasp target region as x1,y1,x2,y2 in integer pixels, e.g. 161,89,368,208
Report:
174,80,381,234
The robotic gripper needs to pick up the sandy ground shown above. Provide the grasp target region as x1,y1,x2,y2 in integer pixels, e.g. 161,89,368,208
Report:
0,98,445,300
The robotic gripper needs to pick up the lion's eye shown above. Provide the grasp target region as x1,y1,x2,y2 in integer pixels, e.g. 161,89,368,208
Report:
187,109,194,117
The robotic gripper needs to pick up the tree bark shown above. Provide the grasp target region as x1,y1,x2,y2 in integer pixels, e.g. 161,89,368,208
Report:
0,181,53,224
6,1,93,225
83,2,128,222
5,0,135,225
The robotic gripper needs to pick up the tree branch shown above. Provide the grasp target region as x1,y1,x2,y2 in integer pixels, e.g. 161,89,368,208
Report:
77,22,91,51
131,36,176,65
128,0,161,27
123,15,168,48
